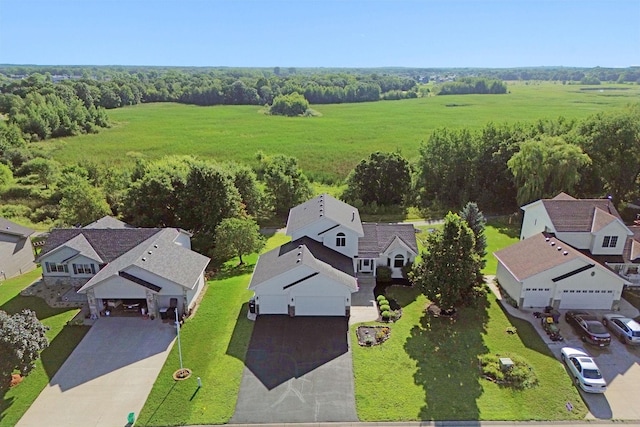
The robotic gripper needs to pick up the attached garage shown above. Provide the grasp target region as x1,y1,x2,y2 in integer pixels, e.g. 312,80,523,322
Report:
294,296,346,316
257,295,289,315
558,289,615,310
521,287,552,308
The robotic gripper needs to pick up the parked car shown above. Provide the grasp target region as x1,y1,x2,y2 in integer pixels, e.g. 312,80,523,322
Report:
560,347,607,393
602,313,640,345
565,311,611,347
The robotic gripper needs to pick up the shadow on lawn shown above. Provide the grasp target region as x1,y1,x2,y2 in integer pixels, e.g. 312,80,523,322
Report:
487,217,520,239
212,263,255,281
225,302,254,363
495,298,554,356
404,297,490,421
0,294,74,322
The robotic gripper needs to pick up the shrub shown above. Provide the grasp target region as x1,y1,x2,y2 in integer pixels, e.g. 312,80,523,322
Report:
381,310,392,320
376,294,387,303
376,266,392,283
378,304,390,312
479,353,538,389
270,92,310,116
375,329,387,342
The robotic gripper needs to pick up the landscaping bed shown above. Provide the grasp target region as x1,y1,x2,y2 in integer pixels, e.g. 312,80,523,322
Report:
356,325,391,346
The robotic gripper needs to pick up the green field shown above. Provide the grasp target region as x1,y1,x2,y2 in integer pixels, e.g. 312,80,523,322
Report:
49,83,640,183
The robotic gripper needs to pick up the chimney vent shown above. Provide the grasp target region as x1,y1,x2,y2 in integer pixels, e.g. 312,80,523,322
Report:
563,251,568,256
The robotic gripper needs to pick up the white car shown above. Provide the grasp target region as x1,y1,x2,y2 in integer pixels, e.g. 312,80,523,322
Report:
560,347,607,393
602,313,640,345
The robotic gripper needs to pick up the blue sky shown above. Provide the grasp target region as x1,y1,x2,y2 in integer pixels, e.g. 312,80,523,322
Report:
1,0,638,68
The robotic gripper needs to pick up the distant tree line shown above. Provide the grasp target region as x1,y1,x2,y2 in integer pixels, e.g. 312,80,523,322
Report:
436,77,507,95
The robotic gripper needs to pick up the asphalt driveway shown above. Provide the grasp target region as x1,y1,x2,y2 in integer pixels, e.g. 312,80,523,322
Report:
231,315,358,424
17,317,176,427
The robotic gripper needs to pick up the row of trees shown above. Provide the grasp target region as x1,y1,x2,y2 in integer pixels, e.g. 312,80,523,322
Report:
436,77,507,95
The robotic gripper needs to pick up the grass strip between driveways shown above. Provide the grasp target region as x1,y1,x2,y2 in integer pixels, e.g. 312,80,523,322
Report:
0,269,88,427
136,232,290,426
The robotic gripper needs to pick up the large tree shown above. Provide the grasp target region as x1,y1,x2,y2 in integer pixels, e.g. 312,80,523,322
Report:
342,151,411,206
409,212,480,310
459,201,488,281
58,172,111,226
507,136,591,205
212,217,265,265
260,154,313,217
0,310,49,389
574,107,640,203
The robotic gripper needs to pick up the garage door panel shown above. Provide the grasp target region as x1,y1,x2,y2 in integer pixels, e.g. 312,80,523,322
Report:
258,295,288,315
295,296,345,316
559,289,614,310
522,287,552,308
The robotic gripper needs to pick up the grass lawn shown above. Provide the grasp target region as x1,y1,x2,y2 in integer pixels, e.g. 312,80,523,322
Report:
136,232,290,426
0,269,89,427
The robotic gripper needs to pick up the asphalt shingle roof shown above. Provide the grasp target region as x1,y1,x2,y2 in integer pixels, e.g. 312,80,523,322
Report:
0,217,34,238
540,198,622,232
286,194,364,237
83,216,133,229
359,223,418,258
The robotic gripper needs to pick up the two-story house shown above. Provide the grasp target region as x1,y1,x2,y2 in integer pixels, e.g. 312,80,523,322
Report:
0,217,36,280
248,194,417,317
494,193,631,310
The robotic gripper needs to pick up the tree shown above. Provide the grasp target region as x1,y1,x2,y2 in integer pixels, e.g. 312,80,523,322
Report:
270,92,309,116
342,151,411,206
213,217,265,265
507,136,591,205
19,157,60,189
409,212,480,310
224,162,264,217
0,163,12,189
574,108,640,203
459,201,487,281
58,172,111,226
0,310,49,389
261,154,313,217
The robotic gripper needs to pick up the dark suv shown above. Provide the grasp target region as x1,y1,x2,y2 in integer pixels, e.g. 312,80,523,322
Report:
565,311,611,347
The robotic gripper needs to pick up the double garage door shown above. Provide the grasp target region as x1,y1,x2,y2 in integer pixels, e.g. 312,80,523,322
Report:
558,289,614,310
257,295,346,316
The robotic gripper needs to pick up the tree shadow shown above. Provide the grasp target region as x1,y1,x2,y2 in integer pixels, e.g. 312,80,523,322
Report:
225,303,254,363
495,298,555,356
211,263,255,281
404,297,490,420
0,294,77,322
487,217,520,239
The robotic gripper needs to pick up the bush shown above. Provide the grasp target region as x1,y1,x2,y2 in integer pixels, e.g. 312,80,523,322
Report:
479,354,538,389
376,294,387,303
0,204,31,219
378,304,390,312
376,266,392,283
381,310,392,320
375,329,388,342
270,92,310,116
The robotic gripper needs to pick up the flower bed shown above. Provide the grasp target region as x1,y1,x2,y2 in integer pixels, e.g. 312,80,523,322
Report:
356,325,391,346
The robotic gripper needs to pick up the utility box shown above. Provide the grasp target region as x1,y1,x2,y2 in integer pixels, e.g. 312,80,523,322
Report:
499,357,514,371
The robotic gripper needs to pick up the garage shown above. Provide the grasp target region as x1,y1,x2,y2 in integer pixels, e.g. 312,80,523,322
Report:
558,289,615,310
294,296,346,316
257,295,289,315
522,287,552,308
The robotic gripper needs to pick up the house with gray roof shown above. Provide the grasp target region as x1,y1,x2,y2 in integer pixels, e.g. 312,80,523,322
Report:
37,217,210,320
494,193,633,310
0,217,36,280
249,194,417,317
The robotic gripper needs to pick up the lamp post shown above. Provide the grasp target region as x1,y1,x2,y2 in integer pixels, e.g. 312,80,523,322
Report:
175,308,183,371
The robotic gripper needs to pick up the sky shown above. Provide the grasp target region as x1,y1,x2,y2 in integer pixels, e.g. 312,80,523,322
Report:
0,0,639,68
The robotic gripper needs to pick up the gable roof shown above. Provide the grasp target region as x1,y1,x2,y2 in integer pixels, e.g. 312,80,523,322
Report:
39,228,162,263
359,223,418,258
286,194,364,237
78,228,210,292
540,197,623,233
495,233,584,281
83,216,133,229
0,217,34,238
249,237,356,291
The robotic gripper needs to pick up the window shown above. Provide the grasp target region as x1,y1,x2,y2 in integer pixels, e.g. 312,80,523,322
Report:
362,259,370,267
602,235,618,248
394,254,405,268
45,262,68,273
73,264,95,275
336,232,346,247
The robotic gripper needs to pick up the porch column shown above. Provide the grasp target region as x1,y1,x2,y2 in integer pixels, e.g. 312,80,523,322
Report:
86,289,99,318
146,290,157,319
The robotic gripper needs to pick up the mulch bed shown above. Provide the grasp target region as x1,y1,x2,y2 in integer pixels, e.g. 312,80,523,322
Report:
356,325,391,346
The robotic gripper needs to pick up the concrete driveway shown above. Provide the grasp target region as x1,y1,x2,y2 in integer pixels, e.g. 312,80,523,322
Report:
17,317,176,427
231,315,358,424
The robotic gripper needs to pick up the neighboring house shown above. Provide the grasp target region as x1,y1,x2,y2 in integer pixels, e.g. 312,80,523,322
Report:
0,217,36,280
37,217,210,319
494,193,632,310
249,194,417,317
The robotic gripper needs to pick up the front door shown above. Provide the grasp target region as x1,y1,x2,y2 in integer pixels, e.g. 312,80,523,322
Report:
359,258,373,273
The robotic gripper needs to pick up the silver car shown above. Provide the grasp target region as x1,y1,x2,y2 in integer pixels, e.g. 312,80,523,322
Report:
602,313,640,345
560,347,607,393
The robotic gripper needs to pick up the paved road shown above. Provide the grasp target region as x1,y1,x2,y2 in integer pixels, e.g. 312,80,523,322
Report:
17,317,176,427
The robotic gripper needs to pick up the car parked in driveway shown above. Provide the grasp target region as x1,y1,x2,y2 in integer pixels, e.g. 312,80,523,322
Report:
602,313,640,345
565,311,611,347
560,347,607,393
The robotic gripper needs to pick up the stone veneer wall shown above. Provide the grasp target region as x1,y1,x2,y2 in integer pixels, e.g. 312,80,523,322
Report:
42,276,91,288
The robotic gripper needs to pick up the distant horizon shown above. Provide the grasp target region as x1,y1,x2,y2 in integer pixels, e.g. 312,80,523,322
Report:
1,0,638,68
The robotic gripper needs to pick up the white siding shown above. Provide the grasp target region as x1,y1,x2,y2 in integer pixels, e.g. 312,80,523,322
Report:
174,231,192,249
289,218,360,258
92,276,147,299
124,265,187,295
495,261,524,305
555,232,592,250
590,221,629,256
520,202,554,240
69,255,99,277
41,247,77,278
0,234,35,279
185,273,205,309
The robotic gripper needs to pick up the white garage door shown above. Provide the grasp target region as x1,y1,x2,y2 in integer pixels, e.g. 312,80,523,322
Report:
294,296,346,316
257,295,288,315
522,287,552,308
559,289,614,310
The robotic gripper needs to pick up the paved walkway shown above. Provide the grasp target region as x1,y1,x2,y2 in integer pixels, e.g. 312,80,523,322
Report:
17,317,176,427
350,275,378,325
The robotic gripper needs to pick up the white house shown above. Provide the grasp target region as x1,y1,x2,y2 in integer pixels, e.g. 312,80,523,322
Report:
495,193,632,310
249,194,418,317
37,217,210,319
0,217,36,280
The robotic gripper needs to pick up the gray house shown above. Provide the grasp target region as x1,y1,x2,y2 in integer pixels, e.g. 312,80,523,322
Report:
0,217,36,280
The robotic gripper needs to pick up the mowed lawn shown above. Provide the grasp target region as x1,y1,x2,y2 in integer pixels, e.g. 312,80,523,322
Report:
352,224,588,421
136,232,290,426
49,83,640,182
0,269,89,427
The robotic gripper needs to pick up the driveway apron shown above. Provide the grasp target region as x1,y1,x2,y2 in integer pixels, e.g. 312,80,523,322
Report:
17,317,176,427
231,316,358,423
